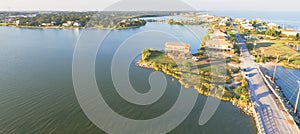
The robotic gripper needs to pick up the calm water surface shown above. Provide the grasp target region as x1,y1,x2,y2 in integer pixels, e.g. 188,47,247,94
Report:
266,66,300,116
0,22,255,134
210,11,300,32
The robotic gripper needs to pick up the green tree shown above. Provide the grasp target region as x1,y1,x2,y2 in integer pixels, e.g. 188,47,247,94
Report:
241,78,248,87
141,49,151,62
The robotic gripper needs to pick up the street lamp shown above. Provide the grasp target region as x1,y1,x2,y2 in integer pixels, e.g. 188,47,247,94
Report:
294,81,300,114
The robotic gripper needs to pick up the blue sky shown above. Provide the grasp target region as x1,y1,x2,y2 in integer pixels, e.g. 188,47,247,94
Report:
0,0,299,11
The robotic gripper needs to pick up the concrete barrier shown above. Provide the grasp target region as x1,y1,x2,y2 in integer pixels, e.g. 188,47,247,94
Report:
257,65,297,126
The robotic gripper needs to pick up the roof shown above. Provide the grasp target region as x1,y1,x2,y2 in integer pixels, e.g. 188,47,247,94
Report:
206,39,233,49
210,29,228,39
165,42,190,48
281,29,298,33
267,23,278,26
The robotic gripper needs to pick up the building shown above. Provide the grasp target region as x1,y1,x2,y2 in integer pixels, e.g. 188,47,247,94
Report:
199,14,218,22
296,45,300,51
41,23,54,26
241,23,254,30
15,20,20,26
62,23,69,27
219,18,229,26
234,18,246,24
267,23,279,29
165,42,190,54
281,29,298,36
210,29,229,39
73,22,82,27
67,21,73,25
206,39,233,51
257,26,268,31
254,18,263,24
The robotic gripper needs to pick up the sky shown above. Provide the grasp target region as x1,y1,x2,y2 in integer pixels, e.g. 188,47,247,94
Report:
0,0,300,11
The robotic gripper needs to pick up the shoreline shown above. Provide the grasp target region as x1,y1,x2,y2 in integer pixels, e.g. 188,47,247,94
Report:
0,25,145,30
259,62,300,125
136,59,254,116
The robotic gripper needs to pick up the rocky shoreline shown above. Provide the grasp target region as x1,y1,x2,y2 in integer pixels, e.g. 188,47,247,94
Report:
136,60,254,116
259,62,300,125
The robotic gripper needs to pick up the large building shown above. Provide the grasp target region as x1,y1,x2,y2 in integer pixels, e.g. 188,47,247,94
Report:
165,42,190,54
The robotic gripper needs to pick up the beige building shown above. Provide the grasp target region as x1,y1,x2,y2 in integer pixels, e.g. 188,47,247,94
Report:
165,42,190,54
281,29,298,36
206,39,233,51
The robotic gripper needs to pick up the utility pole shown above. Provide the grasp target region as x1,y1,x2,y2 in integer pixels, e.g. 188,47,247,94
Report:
294,81,300,114
272,55,279,82
253,40,257,51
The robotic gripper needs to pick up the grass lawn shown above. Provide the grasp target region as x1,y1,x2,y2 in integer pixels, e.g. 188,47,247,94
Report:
147,50,213,73
246,40,300,59
139,49,243,101
147,50,176,65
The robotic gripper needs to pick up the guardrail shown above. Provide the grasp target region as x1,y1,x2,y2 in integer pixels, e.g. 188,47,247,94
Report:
257,64,297,126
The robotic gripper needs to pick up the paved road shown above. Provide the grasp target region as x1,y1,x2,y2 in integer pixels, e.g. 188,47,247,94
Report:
235,32,299,134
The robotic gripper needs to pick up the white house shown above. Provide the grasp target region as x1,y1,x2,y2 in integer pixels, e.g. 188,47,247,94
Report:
267,23,279,29
73,22,82,27
15,20,20,26
67,21,73,25
241,23,254,30
62,23,69,27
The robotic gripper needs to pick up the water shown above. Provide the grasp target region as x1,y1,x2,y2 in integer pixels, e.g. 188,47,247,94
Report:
210,11,300,32
266,66,300,116
0,22,255,134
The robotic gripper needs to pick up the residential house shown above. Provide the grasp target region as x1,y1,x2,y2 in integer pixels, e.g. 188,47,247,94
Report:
73,22,82,27
257,26,268,31
199,14,218,22
267,23,279,29
281,29,298,36
15,20,20,26
165,42,190,54
210,29,229,39
41,23,54,26
254,18,263,24
62,23,69,27
241,23,254,30
206,38,233,51
67,21,73,25
234,18,246,24
219,18,229,26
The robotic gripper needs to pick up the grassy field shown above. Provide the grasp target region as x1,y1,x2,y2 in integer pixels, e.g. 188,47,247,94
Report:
146,50,213,72
138,49,243,102
147,51,176,65
246,40,300,59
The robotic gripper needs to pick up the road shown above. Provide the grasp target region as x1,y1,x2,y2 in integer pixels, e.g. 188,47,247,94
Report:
235,32,300,134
